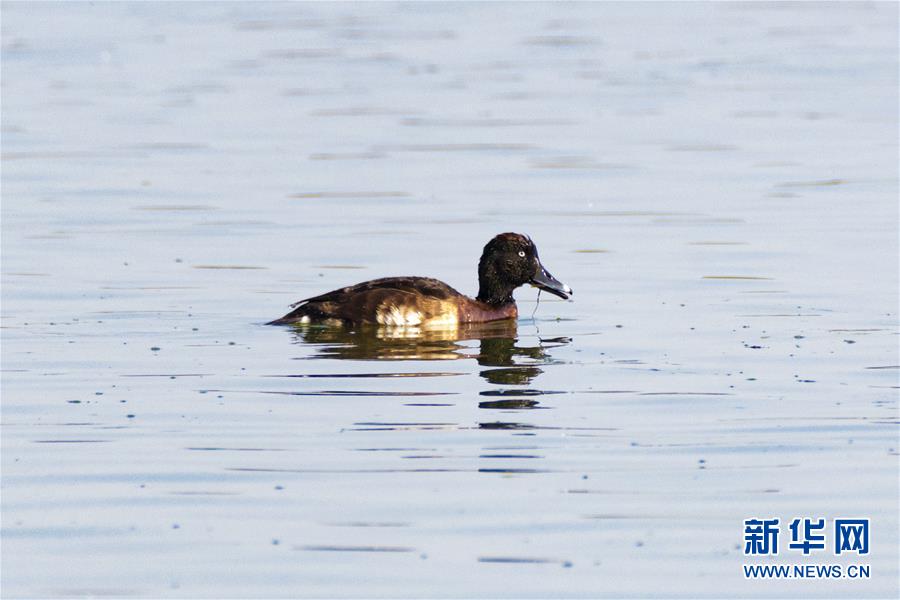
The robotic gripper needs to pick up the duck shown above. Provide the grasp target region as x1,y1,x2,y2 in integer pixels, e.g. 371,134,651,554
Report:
267,232,572,327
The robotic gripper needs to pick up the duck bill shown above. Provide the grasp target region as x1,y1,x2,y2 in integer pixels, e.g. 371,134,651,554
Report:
530,264,572,300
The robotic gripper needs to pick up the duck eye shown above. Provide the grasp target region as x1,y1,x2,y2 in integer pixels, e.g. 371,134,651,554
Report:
518,251,526,258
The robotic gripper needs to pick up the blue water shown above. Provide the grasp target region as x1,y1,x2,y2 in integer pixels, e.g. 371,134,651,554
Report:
2,2,898,598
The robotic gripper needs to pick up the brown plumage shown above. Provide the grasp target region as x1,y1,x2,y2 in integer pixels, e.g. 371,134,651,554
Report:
267,233,571,326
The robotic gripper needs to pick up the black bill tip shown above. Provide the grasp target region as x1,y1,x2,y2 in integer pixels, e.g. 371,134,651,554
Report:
530,266,572,300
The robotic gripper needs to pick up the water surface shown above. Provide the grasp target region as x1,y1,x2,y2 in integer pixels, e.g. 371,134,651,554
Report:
2,2,898,598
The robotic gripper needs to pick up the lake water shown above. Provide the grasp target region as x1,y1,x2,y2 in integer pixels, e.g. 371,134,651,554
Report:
1,2,898,598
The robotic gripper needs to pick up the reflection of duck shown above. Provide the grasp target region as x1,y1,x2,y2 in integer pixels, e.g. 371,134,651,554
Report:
268,233,571,326
475,335,570,411
288,321,570,378
288,321,570,423
288,320,520,361
477,336,569,383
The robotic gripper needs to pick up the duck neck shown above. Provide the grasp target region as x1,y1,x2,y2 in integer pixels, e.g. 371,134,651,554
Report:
476,263,515,306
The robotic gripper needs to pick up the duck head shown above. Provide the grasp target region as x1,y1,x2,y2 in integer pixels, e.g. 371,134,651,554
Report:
476,232,573,305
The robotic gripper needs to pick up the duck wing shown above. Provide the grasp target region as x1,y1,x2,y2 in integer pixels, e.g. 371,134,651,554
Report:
268,277,465,325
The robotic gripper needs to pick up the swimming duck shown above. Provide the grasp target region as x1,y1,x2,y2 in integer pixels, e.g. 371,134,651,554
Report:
267,232,572,326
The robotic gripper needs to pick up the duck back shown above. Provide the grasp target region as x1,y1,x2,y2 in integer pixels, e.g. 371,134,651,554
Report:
267,277,470,326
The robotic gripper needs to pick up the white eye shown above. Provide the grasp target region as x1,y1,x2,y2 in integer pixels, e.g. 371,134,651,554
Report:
518,251,526,257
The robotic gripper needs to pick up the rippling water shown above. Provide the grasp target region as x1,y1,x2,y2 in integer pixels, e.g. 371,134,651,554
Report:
2,2,898,598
